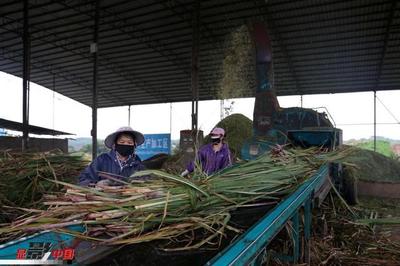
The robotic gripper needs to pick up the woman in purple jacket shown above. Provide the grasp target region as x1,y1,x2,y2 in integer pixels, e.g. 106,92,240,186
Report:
182,127,232,176
78,126,146,186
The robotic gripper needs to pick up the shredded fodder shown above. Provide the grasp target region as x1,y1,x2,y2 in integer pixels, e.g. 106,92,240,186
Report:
342,146,400,182
218,25,256,99
161,151,188,174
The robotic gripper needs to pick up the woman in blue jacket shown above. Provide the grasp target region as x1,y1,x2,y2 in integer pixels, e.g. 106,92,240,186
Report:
78,126,146,186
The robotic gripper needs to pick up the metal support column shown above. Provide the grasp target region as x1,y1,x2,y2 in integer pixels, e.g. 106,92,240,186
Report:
91,0,100,160
191,1,199,131
52,74,56,130
291,212,300,263
22,0,30,151
128,105,131,126
170,103,173,135
303,198,312,264
374,91,376,152
300,95,303,108
220,100,224,120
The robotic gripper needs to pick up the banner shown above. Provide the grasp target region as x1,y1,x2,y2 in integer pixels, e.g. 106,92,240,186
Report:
136,133,171,160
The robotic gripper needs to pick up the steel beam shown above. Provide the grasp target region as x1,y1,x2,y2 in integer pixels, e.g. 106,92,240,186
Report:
91,0,99,160
128,105,131,126
191,1,199,131
374,91,377,152
0,16,168,104
291,212,300,263
161,0,222,49
0,1,88,24
22,0,30,151
55,0,190,77
374,0,397,91
304,198,312,264
0,47,121,106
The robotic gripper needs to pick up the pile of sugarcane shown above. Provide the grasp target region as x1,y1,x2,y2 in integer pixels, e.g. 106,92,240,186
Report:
0,147,354,249
0,150,88,218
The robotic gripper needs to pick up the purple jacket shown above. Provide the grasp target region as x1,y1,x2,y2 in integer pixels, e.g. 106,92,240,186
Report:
78,150,145,186
187,143,232,175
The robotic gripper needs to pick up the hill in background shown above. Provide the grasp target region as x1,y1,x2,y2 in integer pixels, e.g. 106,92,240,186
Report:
345,136,400,158
68,137,93,152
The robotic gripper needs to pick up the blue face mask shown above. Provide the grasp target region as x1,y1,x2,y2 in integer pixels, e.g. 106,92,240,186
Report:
115,144,135,156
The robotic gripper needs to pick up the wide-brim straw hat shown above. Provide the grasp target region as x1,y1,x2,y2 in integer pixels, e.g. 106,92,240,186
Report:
104,126,145,148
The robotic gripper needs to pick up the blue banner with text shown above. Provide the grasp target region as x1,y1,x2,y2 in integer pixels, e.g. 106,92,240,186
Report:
136,133,171,160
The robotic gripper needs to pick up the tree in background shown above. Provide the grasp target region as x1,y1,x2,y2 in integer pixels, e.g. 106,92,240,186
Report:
80,141,108,155
355,140,395,158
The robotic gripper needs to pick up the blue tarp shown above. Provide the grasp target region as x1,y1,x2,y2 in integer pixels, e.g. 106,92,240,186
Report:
0,128,7,136
136,133,171,160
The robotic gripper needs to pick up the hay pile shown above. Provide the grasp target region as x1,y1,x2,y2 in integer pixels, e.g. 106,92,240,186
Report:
342,146,400,182
161,151,188,174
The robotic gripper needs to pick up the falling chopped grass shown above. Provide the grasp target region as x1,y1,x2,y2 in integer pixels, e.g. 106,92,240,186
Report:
218,25,256,99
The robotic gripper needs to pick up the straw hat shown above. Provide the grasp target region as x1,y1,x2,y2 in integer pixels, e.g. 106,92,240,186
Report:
104,126,145,148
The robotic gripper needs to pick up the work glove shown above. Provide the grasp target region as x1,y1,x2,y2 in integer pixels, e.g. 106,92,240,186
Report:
96,179,121,187
181,169,190,177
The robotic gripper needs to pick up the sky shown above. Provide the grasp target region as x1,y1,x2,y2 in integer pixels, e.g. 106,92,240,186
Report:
1,71,400,141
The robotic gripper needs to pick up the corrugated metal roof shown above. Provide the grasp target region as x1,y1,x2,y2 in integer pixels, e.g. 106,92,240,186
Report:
0,118,73,135
0,0,399,108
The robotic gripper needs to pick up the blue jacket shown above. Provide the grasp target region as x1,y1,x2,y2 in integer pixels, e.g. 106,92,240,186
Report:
78,150,145,186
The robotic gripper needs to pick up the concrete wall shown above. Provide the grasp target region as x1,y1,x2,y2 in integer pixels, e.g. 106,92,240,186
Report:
0,136,68,153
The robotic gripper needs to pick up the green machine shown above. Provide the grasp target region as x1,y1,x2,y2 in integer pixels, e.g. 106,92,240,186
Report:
241,23,342,160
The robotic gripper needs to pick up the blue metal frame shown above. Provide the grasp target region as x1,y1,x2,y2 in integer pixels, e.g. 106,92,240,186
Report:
207,164,329,266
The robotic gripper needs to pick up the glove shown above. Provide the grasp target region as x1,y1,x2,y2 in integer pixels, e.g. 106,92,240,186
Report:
96,179,112,187
181,170,190,177
96,179,122,187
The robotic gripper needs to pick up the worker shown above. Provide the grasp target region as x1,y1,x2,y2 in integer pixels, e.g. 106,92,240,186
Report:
78,126,146,186
181,127,232,176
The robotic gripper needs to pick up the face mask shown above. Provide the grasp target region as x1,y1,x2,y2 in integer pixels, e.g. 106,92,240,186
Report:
212,138,221,145
115,144,135,157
